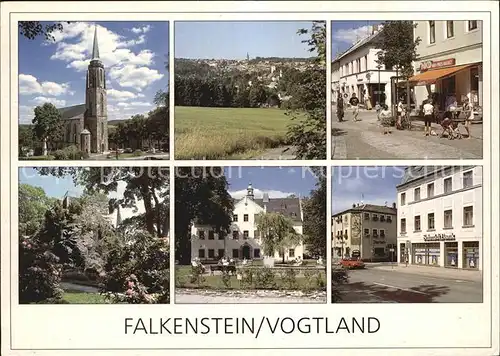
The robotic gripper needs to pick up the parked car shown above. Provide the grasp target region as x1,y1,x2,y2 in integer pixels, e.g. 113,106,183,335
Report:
339,258,365,269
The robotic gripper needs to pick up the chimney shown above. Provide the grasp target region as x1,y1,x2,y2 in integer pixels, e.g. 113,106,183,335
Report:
392,202,396,209
371,25,375,35
352,203,356,208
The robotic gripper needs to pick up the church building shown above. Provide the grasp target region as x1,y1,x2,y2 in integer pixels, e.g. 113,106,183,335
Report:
55,27,109,154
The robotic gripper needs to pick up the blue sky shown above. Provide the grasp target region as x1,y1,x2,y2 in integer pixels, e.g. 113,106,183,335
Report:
331,21,382,58
19,21,169,124
225,166,320,199
332,166,406,215
19,168,83,198
175,21,316,59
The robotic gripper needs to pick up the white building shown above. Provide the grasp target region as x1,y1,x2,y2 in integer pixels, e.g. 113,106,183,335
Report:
396,166,482,270
332,24,398,108
332,203,398,261
190,184,305,261
410,20,482,111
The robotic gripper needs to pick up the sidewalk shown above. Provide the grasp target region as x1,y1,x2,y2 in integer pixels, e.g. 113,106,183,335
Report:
372,264,482,282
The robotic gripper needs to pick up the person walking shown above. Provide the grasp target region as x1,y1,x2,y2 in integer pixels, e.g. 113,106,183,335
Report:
349,93,360,122
462,98,474,139
364,90,373,110
422,99,434,136
396,98,404,129
378,104,393,135
337,92,345,122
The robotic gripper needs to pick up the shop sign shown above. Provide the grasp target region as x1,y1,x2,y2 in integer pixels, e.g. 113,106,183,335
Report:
424,233,456,241
419,58,456,72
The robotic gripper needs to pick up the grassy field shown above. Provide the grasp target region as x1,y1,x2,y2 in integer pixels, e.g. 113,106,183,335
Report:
175,265,326,291
174,106,297,159
62,290,109,304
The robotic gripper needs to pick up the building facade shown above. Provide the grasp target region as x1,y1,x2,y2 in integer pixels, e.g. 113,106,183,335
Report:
332,203,398,261
191,184,304,261
51,27,109,154
332,25,398,108
396,166,482,270
411,20,482,111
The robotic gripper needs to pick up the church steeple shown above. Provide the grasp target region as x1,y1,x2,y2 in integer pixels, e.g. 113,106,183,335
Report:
92,26,100,60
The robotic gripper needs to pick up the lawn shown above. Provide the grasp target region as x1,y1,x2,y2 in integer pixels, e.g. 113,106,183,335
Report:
62,290,109,304
174,106,299,159
175,265,326,291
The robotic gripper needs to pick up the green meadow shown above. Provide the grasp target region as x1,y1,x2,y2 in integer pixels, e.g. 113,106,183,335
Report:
174,106,297,159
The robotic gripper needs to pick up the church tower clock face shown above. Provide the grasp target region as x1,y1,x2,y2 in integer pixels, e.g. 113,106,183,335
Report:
84,26,108,154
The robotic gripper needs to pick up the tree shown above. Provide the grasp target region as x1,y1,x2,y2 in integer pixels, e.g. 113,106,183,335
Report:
255,212,301,264
32,103,64,151
375,21,421,118
297,20,326,65
18,184,55,237
19,125,35,156
175,167,234,264
19,234,63,304
302,169,326,258
19,21,69,41
286,21,327,159
36,167,170,239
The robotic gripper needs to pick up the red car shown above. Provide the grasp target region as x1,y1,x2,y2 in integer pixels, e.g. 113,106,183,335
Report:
339,258,365,269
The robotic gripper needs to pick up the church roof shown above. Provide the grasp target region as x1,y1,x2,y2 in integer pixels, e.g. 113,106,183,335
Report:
58,104,85,120
234,196,302,222
92,26,100,59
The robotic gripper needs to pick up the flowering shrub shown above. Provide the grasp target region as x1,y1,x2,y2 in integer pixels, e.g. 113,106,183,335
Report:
189,264,205,286
100,232,170,304
221,269,231,288
280,268,298,290
19,237,63,304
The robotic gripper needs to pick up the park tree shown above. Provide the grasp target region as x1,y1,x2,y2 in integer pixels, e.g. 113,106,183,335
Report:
19,125,35,156
302,168,327,258
32,103,64,151
19,21,69,41
255,212,301,264
175,167,234,264
286,21,326,159
36,167,170,239
376,21,421,116
18,184,55,237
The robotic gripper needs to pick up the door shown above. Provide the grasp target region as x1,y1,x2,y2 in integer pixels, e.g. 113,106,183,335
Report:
242,245,251,259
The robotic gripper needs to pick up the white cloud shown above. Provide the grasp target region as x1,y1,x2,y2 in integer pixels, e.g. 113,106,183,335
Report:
48,22,163,91
109,65,163,90
19,105,34,124
31,96,66,107
230,189,296,200
107,88,138,100
131,25,151,34
333,25,372,44
19,74,72,96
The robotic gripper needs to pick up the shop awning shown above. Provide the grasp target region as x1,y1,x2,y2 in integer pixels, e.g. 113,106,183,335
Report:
409,64,474,86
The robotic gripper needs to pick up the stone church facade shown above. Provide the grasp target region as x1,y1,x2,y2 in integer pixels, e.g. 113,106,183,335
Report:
56,27,108,154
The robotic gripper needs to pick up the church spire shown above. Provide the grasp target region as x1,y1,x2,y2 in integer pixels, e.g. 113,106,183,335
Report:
92,25,100,59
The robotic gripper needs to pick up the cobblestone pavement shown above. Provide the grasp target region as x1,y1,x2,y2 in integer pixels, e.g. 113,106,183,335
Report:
176,288,326,304
332,110,483,159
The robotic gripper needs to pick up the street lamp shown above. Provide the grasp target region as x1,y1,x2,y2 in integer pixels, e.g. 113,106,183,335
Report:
376,64,382,106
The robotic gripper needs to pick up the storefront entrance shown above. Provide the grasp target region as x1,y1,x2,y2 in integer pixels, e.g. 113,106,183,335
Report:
463,241,480,270
444,242,458,268
412,243,440,266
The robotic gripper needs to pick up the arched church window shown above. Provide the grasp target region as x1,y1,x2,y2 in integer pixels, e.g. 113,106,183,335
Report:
66,124,71,142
